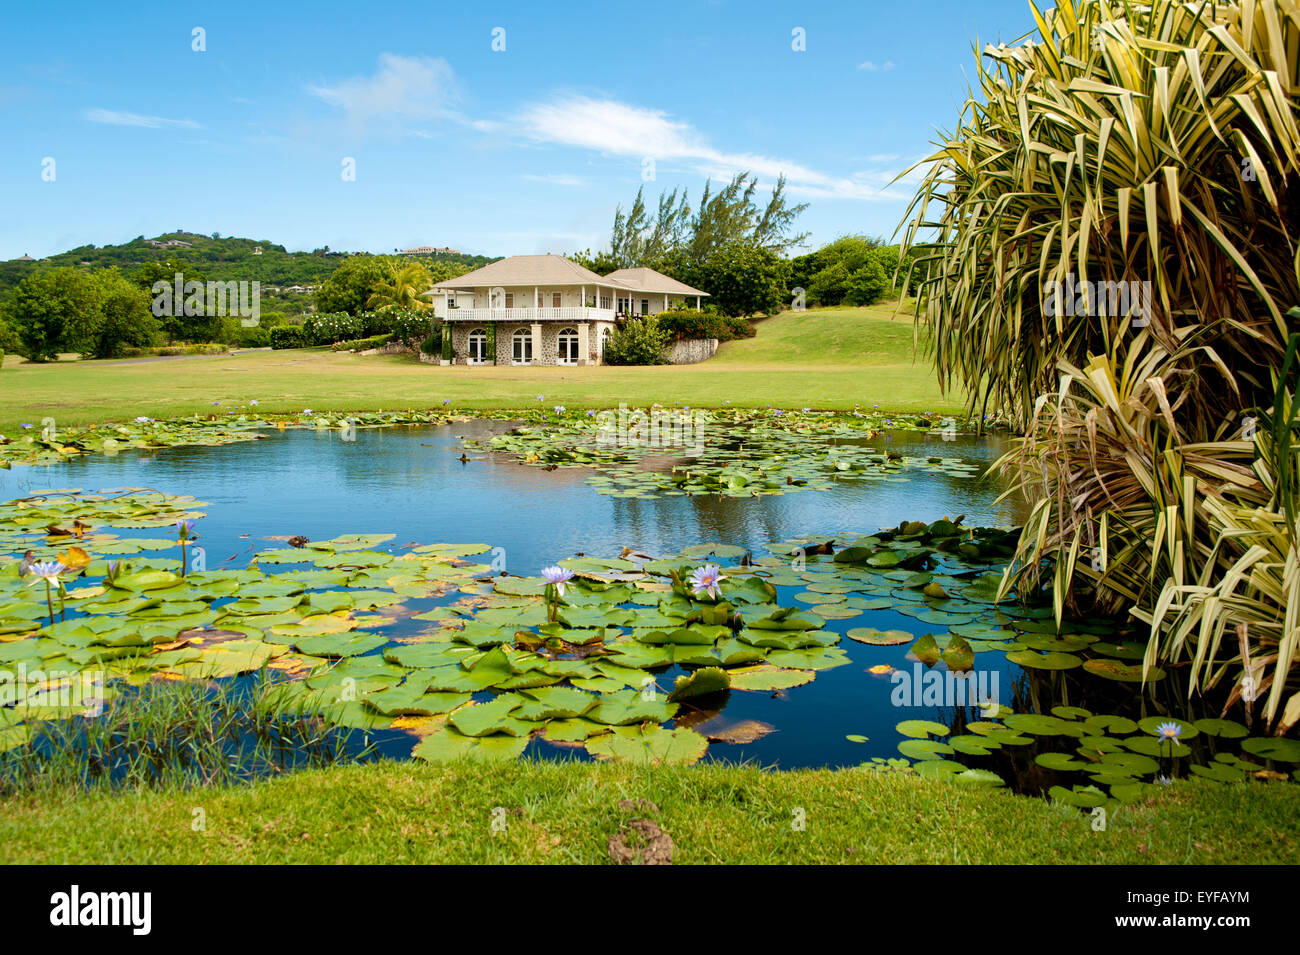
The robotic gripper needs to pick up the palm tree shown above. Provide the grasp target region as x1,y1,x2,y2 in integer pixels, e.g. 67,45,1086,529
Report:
366,262,433,311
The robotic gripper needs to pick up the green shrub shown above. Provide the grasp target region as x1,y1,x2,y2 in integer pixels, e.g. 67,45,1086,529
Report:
420,333,441,356
845,257,888,306
269,325,308,350
235,325,270,348
722,315,756,339
330,333,393,352
382,307,435,349
603,317,669,366
657,309,753,342
118,343,228,358
302,311,363,345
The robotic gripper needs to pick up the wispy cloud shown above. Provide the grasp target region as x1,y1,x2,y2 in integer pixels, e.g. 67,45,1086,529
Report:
516,95,910,201
83,108,200,129
307,53,459,136
857,60,896,72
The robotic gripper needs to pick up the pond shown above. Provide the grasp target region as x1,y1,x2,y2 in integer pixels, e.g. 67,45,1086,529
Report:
3,414,1281,799
0,421,1017,768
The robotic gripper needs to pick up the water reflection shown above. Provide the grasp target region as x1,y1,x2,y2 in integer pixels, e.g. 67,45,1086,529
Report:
0,422,1035,769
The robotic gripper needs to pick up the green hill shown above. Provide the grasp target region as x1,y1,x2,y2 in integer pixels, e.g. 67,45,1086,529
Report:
714,301,930,366
0,233,496,291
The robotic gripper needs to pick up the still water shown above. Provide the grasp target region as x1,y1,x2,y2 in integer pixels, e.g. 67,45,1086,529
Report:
0,421,1029,769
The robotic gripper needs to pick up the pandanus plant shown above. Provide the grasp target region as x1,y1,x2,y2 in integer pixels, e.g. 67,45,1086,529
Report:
902,0,1300,729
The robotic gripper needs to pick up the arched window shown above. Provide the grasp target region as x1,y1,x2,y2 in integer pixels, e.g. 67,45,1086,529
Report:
601,327,613,355
467,328,487,364
511,327,532,364
557,327,579,365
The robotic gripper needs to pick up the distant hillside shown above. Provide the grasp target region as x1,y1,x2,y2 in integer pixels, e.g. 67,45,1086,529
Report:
0,233,497,291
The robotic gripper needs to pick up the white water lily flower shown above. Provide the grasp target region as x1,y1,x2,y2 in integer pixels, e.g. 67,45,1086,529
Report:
25,560,65,583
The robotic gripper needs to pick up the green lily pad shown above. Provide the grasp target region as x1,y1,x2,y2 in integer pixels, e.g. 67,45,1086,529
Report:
1240,737,1300,762
726,665,816,691
666,666,730,702
846,627,913,646
412,726,529,762
897,738,954,760
1193,718,1249,739
585,724,708,765
896,719,950,738
1006,649,1083,670
1082,659,1166,682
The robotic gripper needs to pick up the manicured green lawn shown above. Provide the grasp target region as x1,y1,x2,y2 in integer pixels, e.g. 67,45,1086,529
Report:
0,304,959,433
2,759,1294,864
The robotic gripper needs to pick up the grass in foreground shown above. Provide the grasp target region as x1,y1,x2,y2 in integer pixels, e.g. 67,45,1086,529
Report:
0,304,957,433
2,759,1294,864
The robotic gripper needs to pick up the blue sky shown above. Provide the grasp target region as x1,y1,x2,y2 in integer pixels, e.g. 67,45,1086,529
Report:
0,0,1034,260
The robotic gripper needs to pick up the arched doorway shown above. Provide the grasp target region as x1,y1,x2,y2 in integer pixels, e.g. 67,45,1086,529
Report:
557,327,579,365
511,327,532,364
467,328,487,364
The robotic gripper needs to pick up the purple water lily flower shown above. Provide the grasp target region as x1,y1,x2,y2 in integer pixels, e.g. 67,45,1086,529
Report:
689,563,723,600
554,405,566,414
176,519,197,540
1153,721,1184,741
540,565,575,596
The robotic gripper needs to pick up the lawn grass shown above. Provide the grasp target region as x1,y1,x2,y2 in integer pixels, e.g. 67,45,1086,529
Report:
1,759,1294,864
0,303,959,433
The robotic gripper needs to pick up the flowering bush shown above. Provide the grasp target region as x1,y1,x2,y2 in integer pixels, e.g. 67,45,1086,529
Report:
303,311,364,345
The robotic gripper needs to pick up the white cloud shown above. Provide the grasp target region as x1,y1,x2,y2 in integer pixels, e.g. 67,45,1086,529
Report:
307,54,459,135
83,108,200,129
516,95,910,201
857,60,896,72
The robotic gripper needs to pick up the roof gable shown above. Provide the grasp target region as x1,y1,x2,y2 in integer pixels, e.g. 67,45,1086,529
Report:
600,267,709,297
432,254,632,290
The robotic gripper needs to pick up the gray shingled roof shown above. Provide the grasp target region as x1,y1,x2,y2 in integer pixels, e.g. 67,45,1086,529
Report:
601,267,709,297
431,254,635,290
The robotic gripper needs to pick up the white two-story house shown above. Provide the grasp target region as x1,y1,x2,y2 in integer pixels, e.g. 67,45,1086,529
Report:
425,254,708,365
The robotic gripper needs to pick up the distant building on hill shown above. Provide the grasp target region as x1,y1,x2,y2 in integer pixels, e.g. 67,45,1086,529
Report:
398,245,461,257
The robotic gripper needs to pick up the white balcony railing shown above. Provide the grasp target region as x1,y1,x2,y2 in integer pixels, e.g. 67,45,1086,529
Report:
443,306,617,323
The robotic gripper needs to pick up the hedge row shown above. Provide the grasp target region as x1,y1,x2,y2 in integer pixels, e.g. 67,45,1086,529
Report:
655,309,755,343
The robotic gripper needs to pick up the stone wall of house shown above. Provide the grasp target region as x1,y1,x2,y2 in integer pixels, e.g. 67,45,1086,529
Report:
667,338,719,364
445,321,611,365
